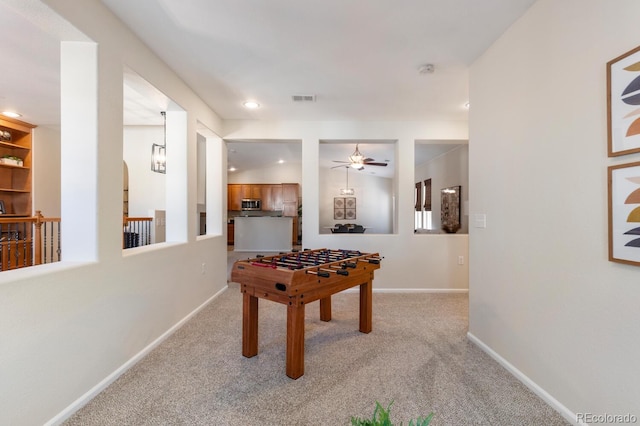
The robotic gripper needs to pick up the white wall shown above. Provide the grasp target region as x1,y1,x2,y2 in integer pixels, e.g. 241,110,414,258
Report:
123,126,166,217
0,1,228,425
227,160,302,185
469,0,640,422
33,125,61,217
415,145,469,233
223,120,469,292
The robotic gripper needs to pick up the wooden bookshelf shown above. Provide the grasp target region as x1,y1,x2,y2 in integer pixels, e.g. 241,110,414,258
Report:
0,117,35,217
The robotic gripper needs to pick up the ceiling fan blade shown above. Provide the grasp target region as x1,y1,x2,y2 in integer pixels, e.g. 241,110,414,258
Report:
332,160,350,163
363,157,376,162
331,164,349,169
363,162,388,166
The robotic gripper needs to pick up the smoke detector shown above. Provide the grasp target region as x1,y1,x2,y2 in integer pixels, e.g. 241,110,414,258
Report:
418,64,435,74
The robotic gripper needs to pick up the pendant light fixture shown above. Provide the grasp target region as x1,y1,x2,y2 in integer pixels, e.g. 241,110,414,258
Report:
151,111,166,174
340,166,354,196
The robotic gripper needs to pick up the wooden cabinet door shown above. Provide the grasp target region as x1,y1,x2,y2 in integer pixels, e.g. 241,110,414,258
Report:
228,184,243,210
261,185,273,211
240,185,251,199
227,223,234,245
283,201,297,217
282,183,298,202
261,184,282,211
270,184,283,211
282,184,299,216
250,185,262,199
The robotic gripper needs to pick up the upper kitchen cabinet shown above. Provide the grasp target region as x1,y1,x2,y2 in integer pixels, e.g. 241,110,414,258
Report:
247,184,261,199
282,183,299,217
228,184,263,211
261,184,283,211
0,117,35,216
228,184,243,211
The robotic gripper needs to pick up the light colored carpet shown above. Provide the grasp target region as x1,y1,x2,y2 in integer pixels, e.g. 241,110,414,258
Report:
64,253,569,425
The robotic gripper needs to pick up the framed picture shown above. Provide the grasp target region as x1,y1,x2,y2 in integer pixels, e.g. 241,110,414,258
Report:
608,161,640,265
441,186,461,233
607,45,640,156
334,197,356,220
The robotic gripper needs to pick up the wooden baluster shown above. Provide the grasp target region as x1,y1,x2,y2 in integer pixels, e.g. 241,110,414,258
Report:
34,210,43,265
57,220,62,261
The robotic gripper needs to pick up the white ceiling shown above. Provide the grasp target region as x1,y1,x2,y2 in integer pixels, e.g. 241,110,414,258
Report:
0,0,533,172
101,0,536,122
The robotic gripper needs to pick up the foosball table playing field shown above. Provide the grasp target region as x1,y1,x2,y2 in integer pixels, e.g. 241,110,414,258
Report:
231,248,382,379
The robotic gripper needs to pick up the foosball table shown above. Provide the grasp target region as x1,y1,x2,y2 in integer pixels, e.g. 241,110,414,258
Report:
231,248,382,379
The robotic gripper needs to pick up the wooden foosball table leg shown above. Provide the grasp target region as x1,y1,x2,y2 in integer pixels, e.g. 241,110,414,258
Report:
359,279,372,333
286,302,305,379
242,293,258,358
319,296,332,322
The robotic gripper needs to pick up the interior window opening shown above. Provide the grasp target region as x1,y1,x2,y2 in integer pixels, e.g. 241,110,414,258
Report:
319,140,396,235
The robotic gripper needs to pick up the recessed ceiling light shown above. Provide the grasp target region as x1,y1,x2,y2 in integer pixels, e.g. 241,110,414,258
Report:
2,111,22,118
243,101,260,109
278,159,284,164
228,167,236,172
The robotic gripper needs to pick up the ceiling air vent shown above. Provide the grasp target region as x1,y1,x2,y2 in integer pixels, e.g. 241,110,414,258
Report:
292,95,316,102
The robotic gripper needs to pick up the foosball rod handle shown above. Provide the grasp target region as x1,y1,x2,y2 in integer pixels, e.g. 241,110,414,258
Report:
320,268,349,276
306,270,331,278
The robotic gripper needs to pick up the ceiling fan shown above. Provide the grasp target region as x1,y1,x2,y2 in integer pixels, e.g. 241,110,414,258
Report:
331,144,388,170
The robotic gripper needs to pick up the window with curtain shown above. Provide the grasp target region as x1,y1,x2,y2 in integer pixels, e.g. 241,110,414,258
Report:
423,179,431,211
422,178,432,230
415,181,422,229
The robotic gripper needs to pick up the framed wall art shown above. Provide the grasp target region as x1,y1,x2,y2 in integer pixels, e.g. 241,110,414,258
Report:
607,44,640,156
608,161,640,265
334,197,356,220
441,186,461,233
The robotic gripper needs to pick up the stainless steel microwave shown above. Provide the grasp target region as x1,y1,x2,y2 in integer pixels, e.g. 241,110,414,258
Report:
241,199,261,211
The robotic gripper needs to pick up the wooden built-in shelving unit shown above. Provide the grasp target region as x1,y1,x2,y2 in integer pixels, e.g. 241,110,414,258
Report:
0,117,35,217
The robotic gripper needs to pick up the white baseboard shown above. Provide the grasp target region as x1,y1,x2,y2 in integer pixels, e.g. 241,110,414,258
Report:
375,288,468,293
466,332,583,426
46,285,229,426
342,288,468,294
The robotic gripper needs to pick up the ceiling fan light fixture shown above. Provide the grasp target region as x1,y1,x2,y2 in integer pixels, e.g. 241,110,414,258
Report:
349,144,365,164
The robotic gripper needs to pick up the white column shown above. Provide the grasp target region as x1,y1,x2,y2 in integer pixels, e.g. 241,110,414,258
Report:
60,41,98,261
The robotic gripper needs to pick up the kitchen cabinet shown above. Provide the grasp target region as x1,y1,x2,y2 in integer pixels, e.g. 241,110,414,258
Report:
228,184,243,211
227,222,234,245
244,184,262,199
0,117,34,216
282,183,299,217
228,184,263,211
282,183,300,244
261,184,282,211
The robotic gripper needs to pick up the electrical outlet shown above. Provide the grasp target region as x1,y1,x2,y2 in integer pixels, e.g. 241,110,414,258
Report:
458,256,464,265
